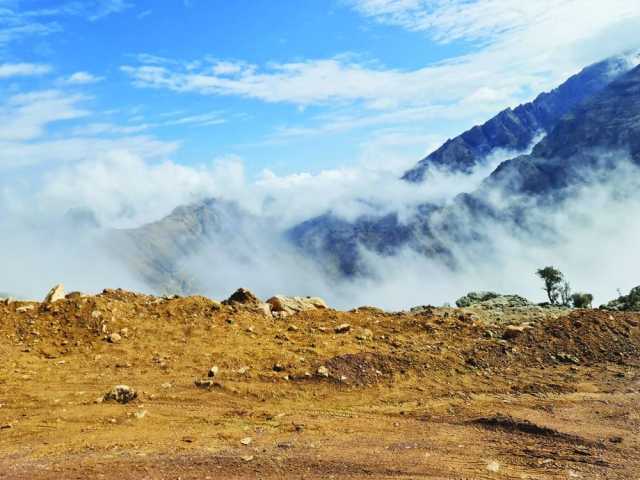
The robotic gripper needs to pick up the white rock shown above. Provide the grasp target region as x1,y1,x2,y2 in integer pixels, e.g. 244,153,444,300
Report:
43,284,65,304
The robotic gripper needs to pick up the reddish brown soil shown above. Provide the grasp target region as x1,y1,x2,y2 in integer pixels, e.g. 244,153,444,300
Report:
1,290,639,479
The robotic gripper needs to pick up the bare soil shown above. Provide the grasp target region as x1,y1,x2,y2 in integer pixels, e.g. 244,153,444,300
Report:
1,289,639,479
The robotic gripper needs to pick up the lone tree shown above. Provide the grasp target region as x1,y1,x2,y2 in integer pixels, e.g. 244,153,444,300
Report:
536,266,564,305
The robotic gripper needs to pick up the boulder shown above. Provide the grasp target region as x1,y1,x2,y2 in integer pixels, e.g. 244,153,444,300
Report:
103,385,137,404
43,284,65,304
224,288,261,305
266,295,328,317
223,288,271,317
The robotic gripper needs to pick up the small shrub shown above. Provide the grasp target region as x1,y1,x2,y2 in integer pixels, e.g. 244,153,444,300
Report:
570,292,593,309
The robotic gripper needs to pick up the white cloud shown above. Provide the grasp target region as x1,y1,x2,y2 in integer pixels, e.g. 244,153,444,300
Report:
0,0,133,48
0,90,88,142
65,71,103,84
347,1,636,44
121,1,640,145
0,62,51,78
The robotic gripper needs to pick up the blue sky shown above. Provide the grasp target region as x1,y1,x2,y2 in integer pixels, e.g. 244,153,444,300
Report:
2,0,640,226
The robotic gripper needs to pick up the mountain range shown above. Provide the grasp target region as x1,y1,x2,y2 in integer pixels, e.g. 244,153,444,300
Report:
108,53,640,295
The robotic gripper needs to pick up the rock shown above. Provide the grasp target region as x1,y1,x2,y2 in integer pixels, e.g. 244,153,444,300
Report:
16,305,34,313
486,460,500,473
120,328,129,337
64,292,86,300
103,385,137,404
273,363,285,372
43,284,65,304
133,410,148,419
557,352,580,365
194,378,223,389
240,436,253,445
502,324,533,340
334,323,351,334
223,288,272,317
316,366,330,378
266,295,328,317
224,288,261,305
356,328,373,340
208,366,220,378
107,333,122,344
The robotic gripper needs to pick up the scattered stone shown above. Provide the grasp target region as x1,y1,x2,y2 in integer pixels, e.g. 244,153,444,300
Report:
266,295,328,317
241,455,254,462
103,385,137,404
237,367,249,375
120,328,129,337
557,353,580,365
334,323,351,334
240,437,253,445
107,333,122,344
16,305,34,313
316,366,330,378
486,460,500,473
503,324,532,340
287,325,299,332
133,410,148,419
356,328,373,340
208,366,220,378
273,363,286,372
65,291,84,300
43,284,65,304
609,436,623,443
161,382,172,389
194,379,223,390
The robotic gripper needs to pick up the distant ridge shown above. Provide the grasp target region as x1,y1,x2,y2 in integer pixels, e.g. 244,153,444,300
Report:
402,55,638,182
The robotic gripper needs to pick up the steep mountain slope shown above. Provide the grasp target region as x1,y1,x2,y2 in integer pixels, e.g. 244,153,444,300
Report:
291,64,640,277
109,199,254,293
402,55,637,182
483,63,640,196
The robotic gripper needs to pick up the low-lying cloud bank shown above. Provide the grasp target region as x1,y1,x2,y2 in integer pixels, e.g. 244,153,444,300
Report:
1,143,638,310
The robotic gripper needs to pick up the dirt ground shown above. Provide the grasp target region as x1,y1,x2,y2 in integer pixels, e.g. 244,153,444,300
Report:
1,289,639,479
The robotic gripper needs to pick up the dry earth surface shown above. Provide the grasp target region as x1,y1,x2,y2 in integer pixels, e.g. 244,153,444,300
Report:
1,289,639,479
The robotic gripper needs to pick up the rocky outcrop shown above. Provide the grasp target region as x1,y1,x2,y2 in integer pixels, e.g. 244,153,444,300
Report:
456,292,533,309
266,295,328,317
